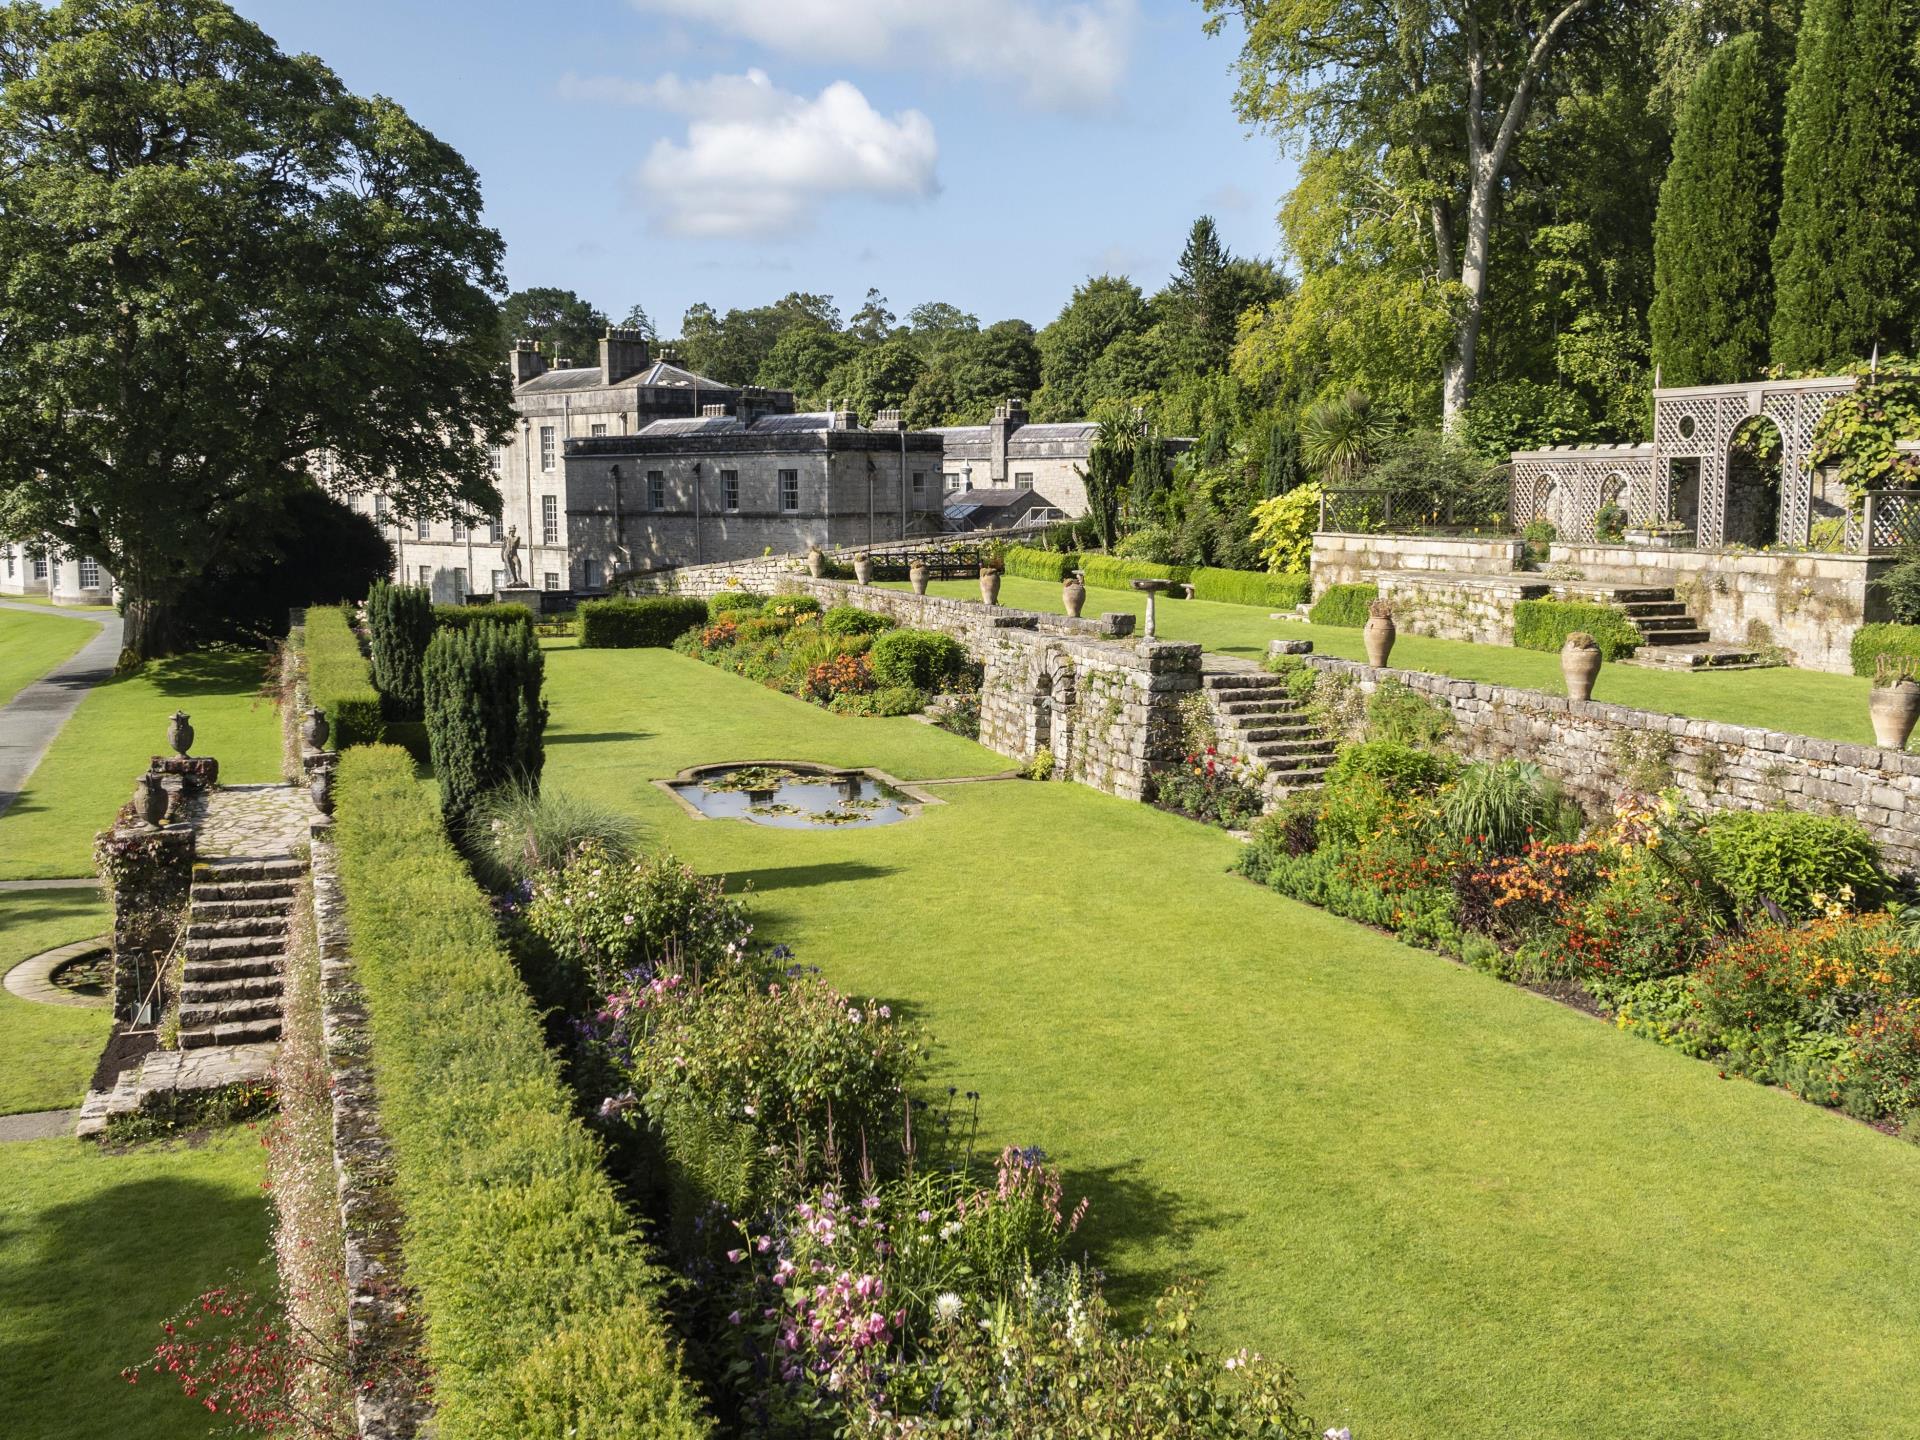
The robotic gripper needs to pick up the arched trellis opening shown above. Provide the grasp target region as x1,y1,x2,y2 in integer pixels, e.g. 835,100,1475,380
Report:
1726,414,1783,549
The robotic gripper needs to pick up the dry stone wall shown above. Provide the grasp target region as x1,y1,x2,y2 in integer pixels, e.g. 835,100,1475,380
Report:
1311,533,1527,591
1302,655,1920,874
1373,573,1549,646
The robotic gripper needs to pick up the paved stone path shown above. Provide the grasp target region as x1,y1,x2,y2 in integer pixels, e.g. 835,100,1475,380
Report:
181,782,314,858
0,877,101,892
0,599,122,820
0,1109,79,1142
4,935,111,1008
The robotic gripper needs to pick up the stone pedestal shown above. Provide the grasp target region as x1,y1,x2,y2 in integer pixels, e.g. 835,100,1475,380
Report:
495,586,543,614
96,822,195,1023
1269,638,1315,657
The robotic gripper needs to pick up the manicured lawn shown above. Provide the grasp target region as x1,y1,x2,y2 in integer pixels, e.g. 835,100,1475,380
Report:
544,645,1920,1440
0,591,116,613
887,574,1886,747
0,1126,271,1439
0,888,111,1115
0,607,97,710
0,651,282,881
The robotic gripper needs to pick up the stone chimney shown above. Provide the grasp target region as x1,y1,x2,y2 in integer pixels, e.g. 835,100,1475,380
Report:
987,397,1027,484
599,327,651,387
829,409,858,432
701,403,730,418
733,387,783,428
509,339,546,386
871,409,905,432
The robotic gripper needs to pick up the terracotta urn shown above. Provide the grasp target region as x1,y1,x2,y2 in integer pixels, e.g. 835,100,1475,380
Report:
909,560,930,596
133,774,168,827
1869,680,1920,749
1362,602,1396,667
1561,632,1603,702
807,546,827,579
303,707,330,751
309,768,335,816
166,709,194,757
854,554,875,586
1062,571,1086,618
979,568,1002,606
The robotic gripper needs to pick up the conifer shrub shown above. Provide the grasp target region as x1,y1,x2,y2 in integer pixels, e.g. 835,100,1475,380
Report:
365,580,434,719
423,621,548,834
305,604,382,748
578,597,709,648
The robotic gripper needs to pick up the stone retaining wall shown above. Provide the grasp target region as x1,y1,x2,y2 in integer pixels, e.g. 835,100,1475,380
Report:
1373,573,1549,646
1302,655,1920,873
624,527,1032,598
1312,533,1526,591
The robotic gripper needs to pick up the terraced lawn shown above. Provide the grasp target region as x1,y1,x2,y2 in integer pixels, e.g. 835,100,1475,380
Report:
544,643,1920,1440
0,888,111,1115
0,651,282,881
886,573,1887,747
0,606,97,710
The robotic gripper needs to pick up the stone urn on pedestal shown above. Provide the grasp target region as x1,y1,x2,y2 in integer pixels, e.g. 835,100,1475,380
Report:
978,541,1006,606
1561,630,1603,702
1062,569,1086,618
302,707,330,751
310,767,335,816
854,553,875,586
807,545,827,579
166,710,194,757
1869,658,1920,749
1362,600,1396,667
909,559,930,596
133,774,168,827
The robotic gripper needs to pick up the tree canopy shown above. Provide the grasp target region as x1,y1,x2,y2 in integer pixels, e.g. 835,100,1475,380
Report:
499,287,609,364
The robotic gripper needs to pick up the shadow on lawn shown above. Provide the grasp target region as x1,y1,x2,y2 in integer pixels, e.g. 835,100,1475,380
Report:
0,1161,267,1432
138,651,270,697
0,887,106,930
1064,1156,1242,1315
547,730,655,746
726,860,899,894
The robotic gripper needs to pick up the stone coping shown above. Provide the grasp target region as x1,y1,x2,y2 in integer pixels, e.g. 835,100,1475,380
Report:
1369,571,1551,595
4,935,111,1008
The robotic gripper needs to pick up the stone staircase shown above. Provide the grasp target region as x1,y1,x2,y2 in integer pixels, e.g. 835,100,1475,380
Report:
178,857,297,1048
1569,586,1766,668
1201,670,1336,797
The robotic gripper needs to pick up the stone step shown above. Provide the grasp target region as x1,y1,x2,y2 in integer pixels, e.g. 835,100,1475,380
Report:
186,934,284,961
179,1018,283,1049
1264,765,1331,792
1627,642,1768,670
182,953,282,984
193,879,296,904
1251,743,1338,768
195,857,305,883
179,996,283,1030
181,974,283,1005
1597,586,1678,604
1201,672,1285,692
1241,723,1322,743
187,916,287,941
1218,697,1305,718
1633,614,1704,633
1621,601,1691,619
190,897,291,922
1637,627,1713,647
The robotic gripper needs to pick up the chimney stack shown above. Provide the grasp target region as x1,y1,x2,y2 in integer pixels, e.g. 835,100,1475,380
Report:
871,408,905,432
599,327,652,387
509,339,546,386
987,397,1026,483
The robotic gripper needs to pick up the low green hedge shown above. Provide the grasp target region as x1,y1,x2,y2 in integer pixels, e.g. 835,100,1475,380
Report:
1005,546,1079,582
436,602,534,635
1307,583,1379,628
1079,553,1187,594
579,597,709,648
1000,547,1312,610
1513,600,1642,659
1851,623,1920,678
708,591,765,616
306,604,383,748
1189,567,1312,609
333,747,709,1439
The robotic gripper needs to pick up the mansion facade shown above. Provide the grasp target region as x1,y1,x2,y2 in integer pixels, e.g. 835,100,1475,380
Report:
0,536,114,605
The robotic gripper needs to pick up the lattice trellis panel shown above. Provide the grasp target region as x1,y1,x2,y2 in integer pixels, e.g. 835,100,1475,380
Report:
1510,454,1655,542
1868,491,1920,553
1763,384,1853,547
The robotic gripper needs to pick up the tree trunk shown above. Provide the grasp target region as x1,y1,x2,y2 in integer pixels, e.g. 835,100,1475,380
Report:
121,590,177,661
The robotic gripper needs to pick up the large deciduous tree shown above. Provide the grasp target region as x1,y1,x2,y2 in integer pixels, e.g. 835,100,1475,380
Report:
1769,0,1920,371
0,0,512,657
1650,33,1781,387
498,287,609,364
1206,0,1634,425
1033,275,1151,420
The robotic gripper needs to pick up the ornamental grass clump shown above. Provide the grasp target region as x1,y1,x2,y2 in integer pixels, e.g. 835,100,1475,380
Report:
466,780,640,891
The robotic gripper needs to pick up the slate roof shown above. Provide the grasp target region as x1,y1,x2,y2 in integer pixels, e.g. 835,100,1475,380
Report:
634,412,836,438
516,359,732,394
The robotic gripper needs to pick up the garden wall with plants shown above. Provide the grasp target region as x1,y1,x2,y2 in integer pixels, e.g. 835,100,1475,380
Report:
1311,533,1528,590
1298,654,1920,874
1373,573,1552,645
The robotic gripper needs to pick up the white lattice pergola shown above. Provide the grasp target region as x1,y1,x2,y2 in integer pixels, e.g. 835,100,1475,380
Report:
1512,376,1857,548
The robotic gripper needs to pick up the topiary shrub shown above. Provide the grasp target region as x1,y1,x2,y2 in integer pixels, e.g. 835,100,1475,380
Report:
306,604,382,748
1512,599,1642,659
869,628,967,690
1704,810,1892,917
822,605,892,638
1852,622,1920,677
366,579,434,719
578,597,709,648
436,602,534,636
424,621,548,835
1307,583,1378,627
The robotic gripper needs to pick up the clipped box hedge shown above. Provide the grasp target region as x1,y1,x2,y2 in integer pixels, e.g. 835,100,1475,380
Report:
1189,566,1312,609
578,596,709,648
1513,599,1642,659
1307,583,1379,628
999,546,1313,611
306,604,383,748
435,602,534,635
1005,546,1079,582
333,746,709,1439
1851,623,1920,678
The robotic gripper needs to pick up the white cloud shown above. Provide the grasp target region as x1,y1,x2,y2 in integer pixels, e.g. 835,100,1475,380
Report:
626,0,1136,110
560,69,939,238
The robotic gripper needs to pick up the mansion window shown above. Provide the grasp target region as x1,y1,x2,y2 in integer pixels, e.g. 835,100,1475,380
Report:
722,470,740,512
1015,472,1034,491
912,472,926,498
453,566,468,598
543,571,560,591
78,557,100,589
779,469,800,513
3,547,13,578
488,519,502,543
541,495,559,545
415,516,430,540
539,425,556,471
372,494,388,520
647,471,665,510
417,564,431,588
590,423,607,437
31,552,47,581
451,517,467,541
491,569,505,593
944,474,961,493
582,557,600,589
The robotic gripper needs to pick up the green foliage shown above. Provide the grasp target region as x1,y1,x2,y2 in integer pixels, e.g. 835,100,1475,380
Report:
578,597,709,648
332,747,708,1439
1366,679,1453,748
1249,483,1323,573
423,621,548,834
1362,429,1508,523
1651,33,1780,386
707,591,765,616
1300,387,1390,483
306,605,382,748
1880,559,1920,626
869,628,966,690
821,605,893,638
1460,380,1594,462
828,684,925,717
1005,546,1080,582
435,602,534,636
464,781,640,892
1319,740,1458,850
1769,0,1920,371
1440,760,1582,855
1033,275,1152,421
1307,582,1378,627
366,581,434,720
1853,623,1920,676
1190,566,1312,608
498,286,608,364
1513,600,1642,659
1808,359,1920,495
1704,811,1892,916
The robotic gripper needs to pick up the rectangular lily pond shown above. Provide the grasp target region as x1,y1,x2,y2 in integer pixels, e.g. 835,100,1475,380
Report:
659,763,940,829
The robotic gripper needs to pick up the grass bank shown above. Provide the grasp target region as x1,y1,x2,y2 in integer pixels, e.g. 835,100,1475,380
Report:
542,644,1920,1440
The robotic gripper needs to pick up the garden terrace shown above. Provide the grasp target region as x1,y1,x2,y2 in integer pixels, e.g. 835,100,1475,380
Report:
538,638,1920,1439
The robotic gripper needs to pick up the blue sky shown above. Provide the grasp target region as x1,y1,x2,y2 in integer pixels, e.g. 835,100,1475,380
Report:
228,0,1297,336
